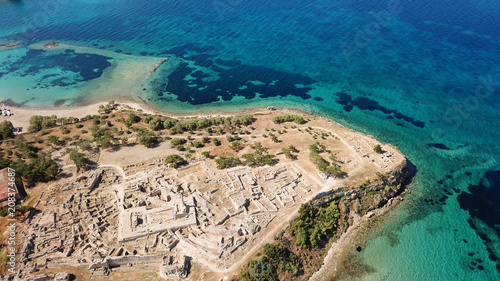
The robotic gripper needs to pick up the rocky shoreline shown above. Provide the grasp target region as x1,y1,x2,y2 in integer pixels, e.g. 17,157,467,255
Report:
309,160,414,281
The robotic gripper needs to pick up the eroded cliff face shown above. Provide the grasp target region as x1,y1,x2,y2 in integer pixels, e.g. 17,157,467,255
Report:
311,159,413,216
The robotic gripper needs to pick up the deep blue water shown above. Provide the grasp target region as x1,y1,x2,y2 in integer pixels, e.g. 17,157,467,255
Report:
1,0,500,280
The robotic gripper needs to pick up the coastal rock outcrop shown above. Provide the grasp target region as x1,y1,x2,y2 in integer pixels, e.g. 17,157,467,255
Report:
43,41,60,48
0,43,20,48
311,159,412,213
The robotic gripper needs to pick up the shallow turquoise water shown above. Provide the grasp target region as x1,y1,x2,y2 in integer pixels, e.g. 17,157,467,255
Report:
1,0,500,280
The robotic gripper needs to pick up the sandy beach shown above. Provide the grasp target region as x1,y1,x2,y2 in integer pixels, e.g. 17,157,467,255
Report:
0,101,158,134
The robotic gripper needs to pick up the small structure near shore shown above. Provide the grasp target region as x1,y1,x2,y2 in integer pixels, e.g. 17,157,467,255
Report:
150,58,168,76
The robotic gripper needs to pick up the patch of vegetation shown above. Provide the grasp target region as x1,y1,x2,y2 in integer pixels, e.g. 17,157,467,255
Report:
97,101,117,114
309,142,347,178
137,131,158,148
242,142,277,166
47,135,60,145
281,145,299,160
272,114,306,125
127,112,141,125
170,138,187,146
142,115,153,124
28,115,57,132
163,115,255,135
226,135,242,142
148,117,164,131
69,150,89,172
240,242,302,281
60,126,71,134
263,244,302,276
241,256,278,281
11,151,58,187
14,138,40,159
215,156,241,169
0,121,14,140
328,154,337,162
164,154,185,168
192,141,203,148
373,144,383,154
292,201,340,248
0,205,33,217
90,125,115,149
76,140,92,151
229,140,245,152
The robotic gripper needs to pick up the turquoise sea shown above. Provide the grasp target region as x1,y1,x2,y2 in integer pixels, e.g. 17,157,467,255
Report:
1,0,500,280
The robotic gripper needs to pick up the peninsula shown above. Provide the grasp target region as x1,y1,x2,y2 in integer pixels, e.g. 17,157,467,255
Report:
0,102,411,281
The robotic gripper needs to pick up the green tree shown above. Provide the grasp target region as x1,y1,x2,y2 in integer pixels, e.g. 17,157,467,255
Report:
0,120,14,140
281,148,297,160
77,140,92,151
215,156,241,169
292,201,340,249
272,114,306,124
192,141,203,148
374,144,383,154
170,138,187,146
226,134,241,142
47,135,60,145
241,256,278,281
230,140,245,152
165,154,185,168
12,152,58,187
242,142,277,166
70,151,89,172
263,244,302,276
163,118,178,129
60,126,70,134
128,112,141,124
138,131,157,148
292,203,319,248
142,115,153,124
149,117,164,131
100,135,113,149
169,124,184,135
